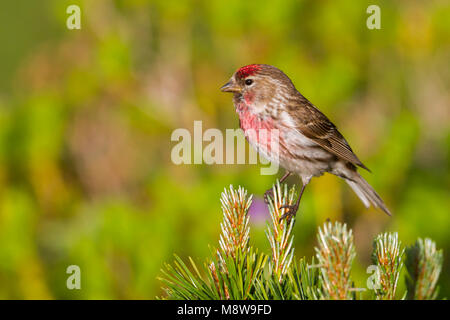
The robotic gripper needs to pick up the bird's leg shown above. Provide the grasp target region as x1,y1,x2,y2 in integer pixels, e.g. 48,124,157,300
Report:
279,180,309,222
264,171,291,204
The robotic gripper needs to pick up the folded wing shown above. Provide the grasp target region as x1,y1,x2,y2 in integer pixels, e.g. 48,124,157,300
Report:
286,97,370,171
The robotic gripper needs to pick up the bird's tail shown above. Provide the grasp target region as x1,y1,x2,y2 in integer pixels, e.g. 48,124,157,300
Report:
345,172,391,216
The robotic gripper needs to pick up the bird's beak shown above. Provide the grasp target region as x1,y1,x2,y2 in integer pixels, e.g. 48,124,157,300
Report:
220,79,241,93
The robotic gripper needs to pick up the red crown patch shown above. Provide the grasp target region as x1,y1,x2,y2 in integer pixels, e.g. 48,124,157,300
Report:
236,64,262,78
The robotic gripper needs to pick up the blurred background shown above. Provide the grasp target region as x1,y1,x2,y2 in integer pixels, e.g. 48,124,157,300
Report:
0,0,448,299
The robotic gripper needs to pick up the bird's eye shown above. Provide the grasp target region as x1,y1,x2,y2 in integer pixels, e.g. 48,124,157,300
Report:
245,79,253,86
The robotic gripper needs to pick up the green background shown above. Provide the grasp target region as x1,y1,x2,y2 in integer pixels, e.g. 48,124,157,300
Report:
0,0,448,299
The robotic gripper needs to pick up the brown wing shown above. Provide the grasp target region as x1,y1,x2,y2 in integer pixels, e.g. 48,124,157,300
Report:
288,98,370,172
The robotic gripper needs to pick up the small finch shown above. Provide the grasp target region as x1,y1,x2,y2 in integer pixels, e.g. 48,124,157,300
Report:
221,64,391,220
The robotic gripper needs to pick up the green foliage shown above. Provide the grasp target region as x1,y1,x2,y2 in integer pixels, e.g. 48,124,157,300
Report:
218,186,252,259
371,232,404,300
405,238,444,300
265,182,296,283
160,186,267,300
160,183,444,300
315,221,356,300
160,248,267,300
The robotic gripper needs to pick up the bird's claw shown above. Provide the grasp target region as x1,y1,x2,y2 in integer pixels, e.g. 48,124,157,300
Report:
263,188,273,204
278,204,299,223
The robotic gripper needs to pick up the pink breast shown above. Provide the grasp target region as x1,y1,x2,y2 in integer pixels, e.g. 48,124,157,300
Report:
239,110,279,153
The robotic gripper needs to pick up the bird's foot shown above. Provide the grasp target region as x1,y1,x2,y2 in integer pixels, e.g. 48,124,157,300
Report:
263,188,274,204
278,204,299,223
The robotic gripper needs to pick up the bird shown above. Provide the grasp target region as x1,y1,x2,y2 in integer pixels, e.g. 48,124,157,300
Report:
220,64,391,221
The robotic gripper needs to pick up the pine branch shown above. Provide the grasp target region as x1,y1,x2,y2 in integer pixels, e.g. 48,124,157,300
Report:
159,254,219,299
158,184,444,301
218,185,252,259
211,185,267,299
315,221,356,300
371,232,404,300
405,238,443,300
288,257,321,300
159,185,266,300
265,181,296,283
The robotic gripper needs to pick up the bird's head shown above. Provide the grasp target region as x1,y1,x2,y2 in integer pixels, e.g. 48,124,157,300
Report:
221,64,295,111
